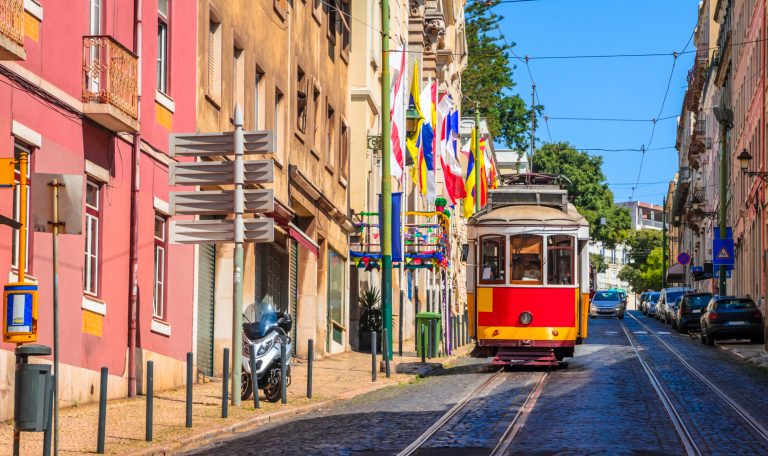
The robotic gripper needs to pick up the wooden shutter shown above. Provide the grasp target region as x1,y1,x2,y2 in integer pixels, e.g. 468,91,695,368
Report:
207,21,215,94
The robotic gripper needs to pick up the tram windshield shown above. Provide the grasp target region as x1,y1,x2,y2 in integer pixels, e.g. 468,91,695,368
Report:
510,235,543,283
547,235,574,285
480,235,506,284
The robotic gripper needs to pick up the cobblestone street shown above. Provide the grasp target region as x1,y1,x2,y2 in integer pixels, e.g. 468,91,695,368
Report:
188,313,768,455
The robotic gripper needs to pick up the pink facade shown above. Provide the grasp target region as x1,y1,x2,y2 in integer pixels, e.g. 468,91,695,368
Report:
1,0,197,408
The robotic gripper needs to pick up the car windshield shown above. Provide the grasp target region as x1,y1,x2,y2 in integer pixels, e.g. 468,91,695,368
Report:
716,299,757,310
665,291,687,303
648,293,660,303
594,291,619,301
684,294,712,310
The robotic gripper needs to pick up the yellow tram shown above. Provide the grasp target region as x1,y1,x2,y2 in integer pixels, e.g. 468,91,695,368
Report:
466,174,590,366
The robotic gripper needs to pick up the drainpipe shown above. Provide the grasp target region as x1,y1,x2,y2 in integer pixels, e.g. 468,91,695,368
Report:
128,0,143,398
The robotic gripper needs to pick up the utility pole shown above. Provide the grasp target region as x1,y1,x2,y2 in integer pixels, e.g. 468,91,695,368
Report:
231,106,245,405
530,84,536,171
718,115,728,296
380,0,393,358
474,103,481,213
662,196,667,289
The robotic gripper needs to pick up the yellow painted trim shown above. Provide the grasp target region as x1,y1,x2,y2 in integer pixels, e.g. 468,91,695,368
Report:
477,325,577,341
24,12,39,42
155,102,173,130
467,292,476,338
477,287,493,312
580,292,590,339
82,309,103,337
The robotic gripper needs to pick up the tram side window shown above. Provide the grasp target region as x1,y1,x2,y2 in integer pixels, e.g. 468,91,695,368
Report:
510,235,543,283
480,236,506,284
547,235,574,285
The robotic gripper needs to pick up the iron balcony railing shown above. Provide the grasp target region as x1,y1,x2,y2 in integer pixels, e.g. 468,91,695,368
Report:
0,0,24,46
82,35,138,120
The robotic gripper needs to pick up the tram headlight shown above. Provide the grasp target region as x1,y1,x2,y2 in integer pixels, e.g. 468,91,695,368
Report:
519,311,533,325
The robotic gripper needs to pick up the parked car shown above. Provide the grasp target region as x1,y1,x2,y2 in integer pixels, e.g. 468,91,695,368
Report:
668,296,684,327
657,287,693,323
645,292,660,316
700,296,764,346
638,292,650,313
590,290,625,319
675,292,712,333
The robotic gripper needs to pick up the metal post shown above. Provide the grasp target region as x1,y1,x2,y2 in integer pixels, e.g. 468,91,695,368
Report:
232,105,245,405
42,374,53,456
420,325,426,363
530,84,536,171
280,342,287,405
96,367,108,454
398,289,403,357
383,328,391,378
662,196,667,289
49,178,61,456
146,360,153,441
474,104,481,213
185,352,193,427
371,331,377,382
249,344,260,409
719,121,728,295
380,0,393,361
222,348,229,418
307,339,314,399
16,148,28,282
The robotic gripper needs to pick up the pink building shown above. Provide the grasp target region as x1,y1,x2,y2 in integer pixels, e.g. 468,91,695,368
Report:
0,0,197,419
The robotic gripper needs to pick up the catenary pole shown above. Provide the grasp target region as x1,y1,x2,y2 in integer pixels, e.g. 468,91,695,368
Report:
380,0,393,358
474,103,481,213
232,105,245,405
719,118,728,295
662,196,667,289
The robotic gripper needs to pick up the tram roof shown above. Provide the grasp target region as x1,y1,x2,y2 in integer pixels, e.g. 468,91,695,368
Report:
470,204,588,227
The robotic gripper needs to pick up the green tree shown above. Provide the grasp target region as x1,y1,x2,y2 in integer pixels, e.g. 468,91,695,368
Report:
590,253,607,273
531,142,631,247
464,0,534,149
618,230,664,292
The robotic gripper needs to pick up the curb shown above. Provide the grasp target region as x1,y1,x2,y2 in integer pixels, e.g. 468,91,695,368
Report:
718,344,768,369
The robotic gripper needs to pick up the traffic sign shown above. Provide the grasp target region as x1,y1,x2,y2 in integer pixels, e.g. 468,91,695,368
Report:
170,189,274,215
170,218,274,244
713,237,734,266
170,159,274,186
714,269,732,279
677,252,691,265
169,131,273,157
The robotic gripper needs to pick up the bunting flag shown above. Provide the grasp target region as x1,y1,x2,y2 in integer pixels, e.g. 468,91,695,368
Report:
389,46,407,181
463,128,478,218
419,79,437,202
406,63,424,188
437,95,465,205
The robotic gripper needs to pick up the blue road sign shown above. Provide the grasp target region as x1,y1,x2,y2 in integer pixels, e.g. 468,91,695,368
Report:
678,252,691,265
691,266,703,274
714,269,732,279
713,237,735,267
714,227,733,239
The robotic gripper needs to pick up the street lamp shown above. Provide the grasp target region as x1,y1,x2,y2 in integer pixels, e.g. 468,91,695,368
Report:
737,148,768,182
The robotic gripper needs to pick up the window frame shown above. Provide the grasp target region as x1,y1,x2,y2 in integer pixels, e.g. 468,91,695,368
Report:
546,235,575,286
153,213,169,320
479,234,507,285
509,234,544,285
84,178,103,296
156,0,170,94
274,89,284,163
232,44,245,112
11,142,32,274
254,67,265,129
325,102,336,171
206,13,223,105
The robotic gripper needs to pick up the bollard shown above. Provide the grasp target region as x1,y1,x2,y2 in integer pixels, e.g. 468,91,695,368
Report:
96,367,108,454
186,352,193,428
383,328,391,378
42,374,54,456
222,348,229,419
420,325,426,363
398,289,404,357
146,361,154,441
249,344,260,409
371,331,377,382
280,341,287,405
307,339,314,399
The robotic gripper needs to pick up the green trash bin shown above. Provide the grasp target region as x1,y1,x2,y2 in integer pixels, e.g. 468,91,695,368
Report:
416,312,442,358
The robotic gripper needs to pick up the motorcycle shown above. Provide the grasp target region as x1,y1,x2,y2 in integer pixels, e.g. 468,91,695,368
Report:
241,302,293,402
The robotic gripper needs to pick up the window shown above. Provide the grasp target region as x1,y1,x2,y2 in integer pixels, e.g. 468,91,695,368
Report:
510,235,543,283
156,0,169,93
153,214,168,319
274,90,284,160
339,121,349,180
325,0,337,59
207,17,222,103
480,235,506,284
296,67,307,134
547,235,574,285
326,103,335,168
84,179,102,295
254,68,265,129
232,46,244,111
327,249,345,345
340,0,351,59
11,142,30,272
312,86,321,149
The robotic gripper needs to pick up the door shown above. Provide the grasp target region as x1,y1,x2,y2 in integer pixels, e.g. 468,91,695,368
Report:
327,249,345,352
289,239,298,355
196,244,216,376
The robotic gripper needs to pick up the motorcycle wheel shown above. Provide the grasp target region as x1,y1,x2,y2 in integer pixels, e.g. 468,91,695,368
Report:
241,369,253,401
264,369,282,403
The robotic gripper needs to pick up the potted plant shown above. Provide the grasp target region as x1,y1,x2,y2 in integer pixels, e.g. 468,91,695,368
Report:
358,286,383,352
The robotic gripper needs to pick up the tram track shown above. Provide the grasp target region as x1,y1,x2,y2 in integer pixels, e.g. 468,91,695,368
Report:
396,367,550,456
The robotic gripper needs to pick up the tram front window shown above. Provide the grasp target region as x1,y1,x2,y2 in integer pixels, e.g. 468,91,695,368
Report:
510,235,543,283
548,235,574,285
480,235,506,284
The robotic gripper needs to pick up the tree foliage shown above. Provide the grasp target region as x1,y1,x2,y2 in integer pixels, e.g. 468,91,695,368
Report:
618,230,664,292
531,142,631,247
464,0,534,149
590,253,607,273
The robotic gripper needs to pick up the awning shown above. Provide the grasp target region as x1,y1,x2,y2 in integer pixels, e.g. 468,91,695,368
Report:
666,263,686,284
288,222,319,257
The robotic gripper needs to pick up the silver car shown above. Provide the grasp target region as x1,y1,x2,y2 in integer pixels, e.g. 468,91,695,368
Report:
645,292,660,316
657,287,694,323
590,290,625,319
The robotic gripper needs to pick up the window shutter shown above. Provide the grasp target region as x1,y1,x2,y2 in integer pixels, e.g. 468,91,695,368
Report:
208,22,215,91
232,51,238,106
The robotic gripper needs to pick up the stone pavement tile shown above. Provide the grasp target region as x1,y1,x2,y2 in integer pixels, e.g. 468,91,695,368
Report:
0,340,471,455
718,341,768,369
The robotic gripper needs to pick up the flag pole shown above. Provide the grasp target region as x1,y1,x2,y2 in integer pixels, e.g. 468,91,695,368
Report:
474,103,481,213
380,0,393,359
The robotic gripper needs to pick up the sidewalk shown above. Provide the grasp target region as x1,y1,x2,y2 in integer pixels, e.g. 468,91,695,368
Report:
718,341,768,370
0,342,470,455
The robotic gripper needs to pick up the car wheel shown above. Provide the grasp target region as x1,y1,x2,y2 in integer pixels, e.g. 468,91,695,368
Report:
706,331,715,346
618,313,624,320
671,320,677,330
751,333,765,344
700,331,706,344
677,323,686,334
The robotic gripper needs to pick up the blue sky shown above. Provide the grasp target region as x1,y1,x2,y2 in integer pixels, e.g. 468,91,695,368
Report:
495,0,698,205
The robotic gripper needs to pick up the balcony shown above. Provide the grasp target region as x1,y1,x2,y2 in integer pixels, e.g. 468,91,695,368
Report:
0,0,25,60
82,36,139,132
